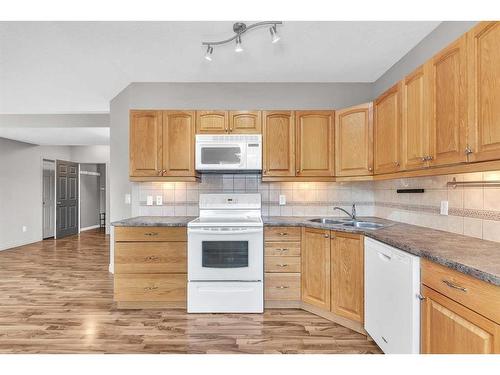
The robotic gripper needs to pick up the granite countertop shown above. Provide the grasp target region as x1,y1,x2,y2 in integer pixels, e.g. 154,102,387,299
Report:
111,215,500,286
112,216,196,227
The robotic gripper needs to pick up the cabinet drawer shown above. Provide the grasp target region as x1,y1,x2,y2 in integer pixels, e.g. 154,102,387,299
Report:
265,256,301,273
264,227,301,242
422,259,500,323
265,241,301,257
114,274,187,302
265,273,301,301
114,226,187,242
114,242,187,274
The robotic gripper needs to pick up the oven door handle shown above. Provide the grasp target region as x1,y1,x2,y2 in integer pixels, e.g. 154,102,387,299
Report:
188,228,263,235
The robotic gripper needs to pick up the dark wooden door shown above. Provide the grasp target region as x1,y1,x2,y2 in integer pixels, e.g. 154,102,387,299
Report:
56,160,79,238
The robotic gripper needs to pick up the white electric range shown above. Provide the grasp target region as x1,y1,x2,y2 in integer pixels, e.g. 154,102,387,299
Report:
187,193,263,313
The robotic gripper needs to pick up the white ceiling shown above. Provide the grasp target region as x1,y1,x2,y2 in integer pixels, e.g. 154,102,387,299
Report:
0,127,109,145
0,21,441,114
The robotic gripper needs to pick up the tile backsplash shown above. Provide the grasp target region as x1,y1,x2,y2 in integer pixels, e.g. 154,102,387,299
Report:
131,174,375,218
131,171,500,243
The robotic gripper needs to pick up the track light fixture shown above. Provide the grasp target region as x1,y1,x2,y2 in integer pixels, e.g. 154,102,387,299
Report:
202,21,282,61
235,35,243,53
269,25,280,43
204,45,213,61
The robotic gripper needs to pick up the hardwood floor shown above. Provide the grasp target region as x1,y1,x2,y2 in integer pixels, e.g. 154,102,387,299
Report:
0,230,382,354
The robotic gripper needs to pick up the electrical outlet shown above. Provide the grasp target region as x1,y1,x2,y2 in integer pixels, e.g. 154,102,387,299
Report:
22,226,27,233
124,194,131,204
146,196,154,206
279,194,286,206
156,195,163,206
440,200,449,216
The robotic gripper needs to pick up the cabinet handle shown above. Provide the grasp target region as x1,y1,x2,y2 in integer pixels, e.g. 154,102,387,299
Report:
277,264,288,267
277,248,289,254
368,167,373,172
144,286,159,291
296,169,300,174
275,285,290,289
278,232,288,236
394,161,400,167
465,146,473,155
144,232,159,236
263,169,267,174
417,293,425,301
421,156,427,162
442,279,467,293
324,234,329,238
145,256,159,261
157,170,163,176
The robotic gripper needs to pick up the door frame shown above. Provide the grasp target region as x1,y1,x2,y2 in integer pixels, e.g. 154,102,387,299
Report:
42,159,56,239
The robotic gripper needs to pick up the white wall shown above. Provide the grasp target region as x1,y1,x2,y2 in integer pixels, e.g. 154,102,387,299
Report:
0,138,110,250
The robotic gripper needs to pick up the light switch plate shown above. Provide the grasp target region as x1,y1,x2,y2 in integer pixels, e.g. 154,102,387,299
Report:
279,194,286,206
440,200,449,215
124,194,131,204
146,196,154,206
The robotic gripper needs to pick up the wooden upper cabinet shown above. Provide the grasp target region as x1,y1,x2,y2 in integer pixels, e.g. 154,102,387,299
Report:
467,21,500,163
335,103,373,176
374,83,402,174
421,285,500,354
330,232,364,323
129,110,163,177
301,227,331,310
427,35,468,167
195,111,229,134
296,111,335,176
229,111,262,134
162,111,195,176
262,111,295,177
401,66,430,170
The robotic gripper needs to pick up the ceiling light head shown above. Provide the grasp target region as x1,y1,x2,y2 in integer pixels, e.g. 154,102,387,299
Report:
235,36,244,53
204,45,213,61
270,25,280,43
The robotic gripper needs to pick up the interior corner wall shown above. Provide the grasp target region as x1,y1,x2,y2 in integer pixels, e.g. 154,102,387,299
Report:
109,82,373,224
372,21,478,96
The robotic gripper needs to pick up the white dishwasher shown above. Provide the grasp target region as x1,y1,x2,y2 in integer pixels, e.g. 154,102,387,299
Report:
364,237,421,354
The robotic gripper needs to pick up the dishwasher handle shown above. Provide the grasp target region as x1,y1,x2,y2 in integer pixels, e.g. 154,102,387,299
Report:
378,251,392,261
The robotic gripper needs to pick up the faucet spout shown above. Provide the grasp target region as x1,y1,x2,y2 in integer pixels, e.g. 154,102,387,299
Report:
333,204,357,220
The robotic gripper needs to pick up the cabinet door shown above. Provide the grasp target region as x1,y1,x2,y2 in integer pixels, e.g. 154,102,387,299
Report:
467,22,500,162
330,232,364,323
301,227,331,310
401,66,430,170
229,111,262,134
296,111,335,177
162,111,196,176
421,285,500,354
427,35,468,166
129,110,162,177
262,111,295,177
196,111,228,134
335,103,373,176
374,83,402,174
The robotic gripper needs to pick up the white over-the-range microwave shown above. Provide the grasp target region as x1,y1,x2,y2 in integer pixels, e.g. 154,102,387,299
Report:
195,134,262,172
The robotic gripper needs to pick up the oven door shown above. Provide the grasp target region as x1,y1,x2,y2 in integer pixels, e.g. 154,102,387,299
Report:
188,227,263,281
195,143,247,170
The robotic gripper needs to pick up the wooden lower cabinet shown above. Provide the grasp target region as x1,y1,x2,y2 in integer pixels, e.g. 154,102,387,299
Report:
330,232,364,323
114,274,187,303
114,226,187,308
301,227,331,310
265,273,301,301
264,227,301,307
421,285,500,354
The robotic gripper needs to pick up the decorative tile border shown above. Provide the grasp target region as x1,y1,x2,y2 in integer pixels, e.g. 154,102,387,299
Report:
375,202,500,221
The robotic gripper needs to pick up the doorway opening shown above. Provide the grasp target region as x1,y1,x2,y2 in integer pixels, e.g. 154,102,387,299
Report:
79,163,106,232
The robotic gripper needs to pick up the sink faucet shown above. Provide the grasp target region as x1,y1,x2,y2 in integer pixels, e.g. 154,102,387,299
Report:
333,204,357,220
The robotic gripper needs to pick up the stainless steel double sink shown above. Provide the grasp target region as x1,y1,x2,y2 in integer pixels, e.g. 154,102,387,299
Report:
308,217,386,230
